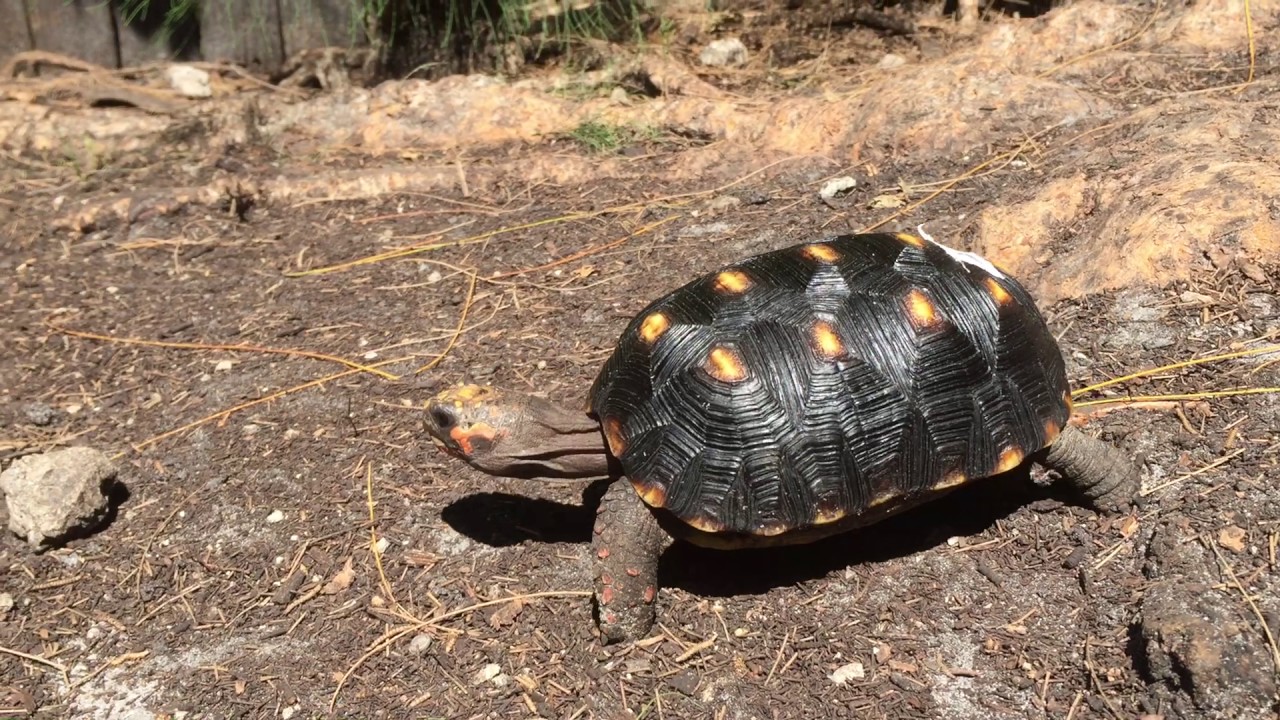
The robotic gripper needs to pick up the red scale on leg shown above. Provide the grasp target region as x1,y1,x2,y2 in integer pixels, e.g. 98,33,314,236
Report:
591,480,672,643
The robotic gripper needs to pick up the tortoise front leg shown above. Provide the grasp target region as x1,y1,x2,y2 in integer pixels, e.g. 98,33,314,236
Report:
1039,425,1141,512
592,479,671,643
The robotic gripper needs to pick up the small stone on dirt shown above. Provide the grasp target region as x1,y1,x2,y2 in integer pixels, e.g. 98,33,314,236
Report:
23,402,58,426
214,359,235,371
166,64,212,98
829,661,865,684
0,447,117,550
1138,582,1276,717
1240,262,1267,284
473,663,503,685
699,38,748,67
0,592,12,615
1217,525,1246,553
878,53,907,69
408,634,433,654
1179,290,1215,306
266,509,285,524
705,195,742,214
819,176,857,200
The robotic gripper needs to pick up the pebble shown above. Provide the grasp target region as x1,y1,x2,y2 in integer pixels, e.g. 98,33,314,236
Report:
166,64,212,98
266,510,285,524
699,38,748,67
408,634,433,653
23,403,58,427
473,663,502,685
819,176,857,200
829,661,865,684
878,53,907,69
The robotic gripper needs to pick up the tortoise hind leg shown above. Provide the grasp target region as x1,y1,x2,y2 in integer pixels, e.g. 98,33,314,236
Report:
1038,425,1141,512
592,479,672,644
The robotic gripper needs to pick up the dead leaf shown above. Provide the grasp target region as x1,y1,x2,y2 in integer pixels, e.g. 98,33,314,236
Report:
488,597,525,628
887,660,918,674
869,193,906,209
873,643,893,664
1119,515,1140,538
321,557,356,595
1218,525,1247,553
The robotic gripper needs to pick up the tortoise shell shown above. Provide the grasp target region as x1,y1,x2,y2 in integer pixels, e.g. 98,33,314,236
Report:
587,231,1071,537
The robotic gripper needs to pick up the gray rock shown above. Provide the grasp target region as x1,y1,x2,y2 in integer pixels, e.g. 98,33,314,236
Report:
0,447,117,550
23,403,59,427
1138,582,1276,718
699,38,748,68
165,64,212,98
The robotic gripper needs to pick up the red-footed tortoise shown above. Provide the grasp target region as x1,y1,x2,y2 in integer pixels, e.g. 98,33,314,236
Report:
424,230,1139,643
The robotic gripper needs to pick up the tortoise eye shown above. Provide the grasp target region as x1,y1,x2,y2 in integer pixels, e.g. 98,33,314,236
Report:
429,407,457,431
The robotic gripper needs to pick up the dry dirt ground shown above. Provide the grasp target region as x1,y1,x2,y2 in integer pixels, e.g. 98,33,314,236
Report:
2,0,1280,718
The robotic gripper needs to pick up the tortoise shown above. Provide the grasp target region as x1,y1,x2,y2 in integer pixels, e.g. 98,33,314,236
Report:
423,230,1139,643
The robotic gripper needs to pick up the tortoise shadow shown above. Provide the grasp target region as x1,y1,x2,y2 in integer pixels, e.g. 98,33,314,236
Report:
441,472,1057,597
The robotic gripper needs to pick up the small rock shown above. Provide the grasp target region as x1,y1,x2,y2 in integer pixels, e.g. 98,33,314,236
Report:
1239,262,1267,284
0,447,117,550
23,403,58,427
165,64,212,98
609,86,630,104
0,592,13,614
1217,525,1246,553
214,359,235,371
426,270,442,284
1138,582,1276,716
699,38,748,67
1179,290,1215,306
705,195,742,214
829,661,865,684
819,176,858,200
265,509,285,524
878,53,907,69
473,663,502,685
407,634,433,654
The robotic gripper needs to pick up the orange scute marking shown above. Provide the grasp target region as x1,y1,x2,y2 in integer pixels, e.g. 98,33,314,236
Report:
814,505,846,524
996,447,1024,474
896,232,925,247
985,276,1012,305
705,345,748,383
1043,418,1062,444
603,417,627,456
812,320,845,360
934,471,967,490
1064,390,1075,415
755,521,791,537
802,243,841,263
638,312,670,345
686,515,724,533
632,479,667,508
713,270,753,294
905,288,939,328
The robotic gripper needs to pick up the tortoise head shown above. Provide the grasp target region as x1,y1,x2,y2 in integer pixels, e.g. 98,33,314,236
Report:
424,384,612,479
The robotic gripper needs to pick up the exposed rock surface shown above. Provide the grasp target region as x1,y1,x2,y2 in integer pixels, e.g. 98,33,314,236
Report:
0,446,117,549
